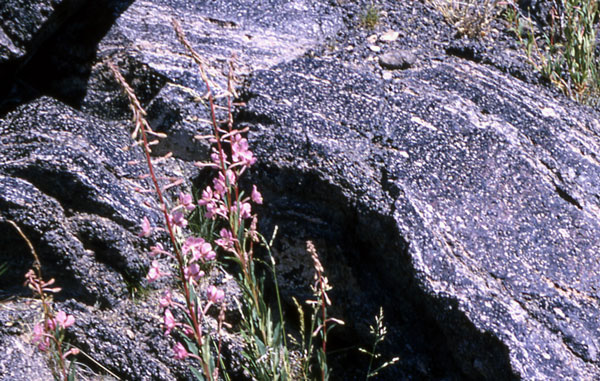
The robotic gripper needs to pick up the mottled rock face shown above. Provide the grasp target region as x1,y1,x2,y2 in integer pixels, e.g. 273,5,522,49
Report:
0,97,148,302
242,56,600,379
1,0,600,380
0,0,86,70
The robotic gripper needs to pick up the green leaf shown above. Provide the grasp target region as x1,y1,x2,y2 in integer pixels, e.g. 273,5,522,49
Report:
272,322,281,346
182,335,199,356
256,338,267,356
191,366,205,381
67,360,77,381
0,262,8,278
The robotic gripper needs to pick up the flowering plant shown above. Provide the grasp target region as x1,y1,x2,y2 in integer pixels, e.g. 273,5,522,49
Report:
106,18,347,381
8,220,79,381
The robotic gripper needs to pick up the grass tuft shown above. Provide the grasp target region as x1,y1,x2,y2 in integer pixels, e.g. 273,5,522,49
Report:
505,0,600,106
359,307,399,379
360,3,381,29
429,0,503,38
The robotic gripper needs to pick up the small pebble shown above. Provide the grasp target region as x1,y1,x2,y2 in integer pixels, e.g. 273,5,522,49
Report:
380,30,400,42
379,50,417,70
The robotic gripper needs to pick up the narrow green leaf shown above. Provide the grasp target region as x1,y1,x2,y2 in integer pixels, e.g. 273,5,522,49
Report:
191,366,205,381
67,360,77,381
256,338,267,356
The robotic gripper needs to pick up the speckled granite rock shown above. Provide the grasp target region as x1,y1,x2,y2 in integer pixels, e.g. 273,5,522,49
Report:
1,0,600,380
241,56,600,380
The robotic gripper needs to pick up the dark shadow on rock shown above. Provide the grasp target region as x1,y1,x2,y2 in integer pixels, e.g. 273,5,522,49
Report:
248,165,518,380
0,219,34,299
0,0,86,90
7,165,119,220
0,219,97,305
0,0,136,116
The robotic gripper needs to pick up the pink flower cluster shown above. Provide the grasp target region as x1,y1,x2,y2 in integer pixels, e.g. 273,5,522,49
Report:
183,237,216,263
32,311,75,351
195,131,262,224
160,285,225,341
139,188,229,354
136,119,262,365
231,134,256,166
197,167,262,223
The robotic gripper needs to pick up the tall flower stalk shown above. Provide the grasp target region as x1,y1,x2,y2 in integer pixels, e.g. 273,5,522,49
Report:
108,59,224,379
8,220,79,381
109,18,345,380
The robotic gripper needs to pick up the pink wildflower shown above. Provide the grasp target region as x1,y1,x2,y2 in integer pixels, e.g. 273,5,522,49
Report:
235,201,252,220
251,185,263,204
248,215,259,242
199,242,216,261
183,237,205,256
198,186,215,206
170,211,188,229
183,237,215,262
204,201,217,219
207,285,225,304
139,216,152,237
164,309,177,335
149,243,165,258
231,134,256,166
178,192,196,211
215,228,236,251
55,311,75,329
32,322,50,351
147,260,163,282
159,290,173,309
46,317,56,331
184,263,205,282
213,170,236,195
205,201,226,220
215,203,229,219
173,342,189,360
198,187,223,219
213,174,226,195
62,347,80,359
211,149,228,166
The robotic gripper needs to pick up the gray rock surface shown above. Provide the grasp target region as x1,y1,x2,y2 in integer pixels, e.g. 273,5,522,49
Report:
1,0,600,380
0,0,85,70
242,55,600,380
1,101,133,295
0,96,182,379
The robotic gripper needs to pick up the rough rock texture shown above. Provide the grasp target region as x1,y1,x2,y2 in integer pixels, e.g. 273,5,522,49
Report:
0,95,243,380
242,55,600,380
0,97,185,380
1,0,600,380
0,97,150,300
0,0,85,68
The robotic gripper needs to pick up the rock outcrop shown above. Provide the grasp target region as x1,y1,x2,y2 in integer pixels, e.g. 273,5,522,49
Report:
242,55,600,380
1,0,600,380
0,0,86,69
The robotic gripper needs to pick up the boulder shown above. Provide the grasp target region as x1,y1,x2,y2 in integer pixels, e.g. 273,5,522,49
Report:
1,0,600,380
241,55,600,380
